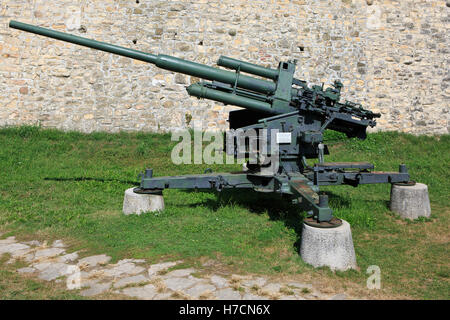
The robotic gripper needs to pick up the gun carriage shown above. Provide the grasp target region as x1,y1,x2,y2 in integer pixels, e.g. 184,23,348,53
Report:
9,21,411,228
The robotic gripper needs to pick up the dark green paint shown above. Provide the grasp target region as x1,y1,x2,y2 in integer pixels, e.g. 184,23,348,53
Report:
10,20,411,225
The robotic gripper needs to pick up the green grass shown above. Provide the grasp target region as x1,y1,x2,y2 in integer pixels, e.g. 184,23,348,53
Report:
0,254,86,300
0,126,448,299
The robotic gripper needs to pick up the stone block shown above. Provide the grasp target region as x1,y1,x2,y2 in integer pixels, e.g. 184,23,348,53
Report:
390,183,431,220
123,188,164,215
300,220,357,271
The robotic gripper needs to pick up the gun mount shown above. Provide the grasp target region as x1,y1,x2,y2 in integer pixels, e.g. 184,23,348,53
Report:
9,21,411,227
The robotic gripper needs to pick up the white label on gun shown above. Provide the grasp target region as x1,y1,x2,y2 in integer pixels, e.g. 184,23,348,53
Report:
276,132,291,144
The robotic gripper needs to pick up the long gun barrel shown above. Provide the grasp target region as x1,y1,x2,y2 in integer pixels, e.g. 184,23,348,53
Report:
9,20,379,129
8,22,409,230
9,20,279,96
217,56,279,80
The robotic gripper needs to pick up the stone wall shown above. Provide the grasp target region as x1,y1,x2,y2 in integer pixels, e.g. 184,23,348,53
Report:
0,0,448,134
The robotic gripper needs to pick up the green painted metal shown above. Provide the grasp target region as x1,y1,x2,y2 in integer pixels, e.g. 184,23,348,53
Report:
9,20,277,96
9,20,158,64
287,178,333,222
156,55,276,94
139,172,274,192
217,55,279,80
186,83,277,115
271,61,296,113
10,20,412,228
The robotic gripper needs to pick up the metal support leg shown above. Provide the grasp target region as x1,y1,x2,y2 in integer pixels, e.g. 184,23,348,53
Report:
287,178,342,228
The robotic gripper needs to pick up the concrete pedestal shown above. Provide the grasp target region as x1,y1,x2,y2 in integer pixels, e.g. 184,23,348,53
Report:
300,220,357,271
122,188,164,215
390,183,431,220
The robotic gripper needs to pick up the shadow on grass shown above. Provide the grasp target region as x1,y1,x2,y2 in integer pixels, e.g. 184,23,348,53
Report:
43,173,355,252
327,191,352,209
44,177,140,186
183,188,353,252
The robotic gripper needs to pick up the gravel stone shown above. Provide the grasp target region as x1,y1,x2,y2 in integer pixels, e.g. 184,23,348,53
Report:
11,248,34,261
34,248,65,259
164,268,196,278
113,274,149,288
24,240,41,247
287,282,313,289
80,278,100,289
117,258,146,264
147,261,179,276
78,254,111,268
33,262,53,271
37,262,72,281
122,284,157,300
210,275,228,288
80,282,111,297
242,293,268,300
185,283,216,298
57,252,79,263
241,277,267,288
215,288,242,300
52,240,66,248
17,267,36,274
164,277,202,291
103,262,145,277
153,292,173,300
0,236,16,244
0,243,30,255
261,283,282,293
4,236,340,301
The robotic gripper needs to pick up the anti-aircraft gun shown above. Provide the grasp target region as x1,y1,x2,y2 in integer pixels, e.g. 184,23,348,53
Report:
9,21,411,227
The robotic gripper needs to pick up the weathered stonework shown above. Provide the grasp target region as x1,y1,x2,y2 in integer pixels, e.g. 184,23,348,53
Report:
0,0,448,134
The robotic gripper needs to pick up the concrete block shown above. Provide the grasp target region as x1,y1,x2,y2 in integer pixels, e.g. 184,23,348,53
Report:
300,220,357,271
390,183,431,220
122,188,164,215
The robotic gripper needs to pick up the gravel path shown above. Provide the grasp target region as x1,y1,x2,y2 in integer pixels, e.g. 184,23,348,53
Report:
0,235,349,300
